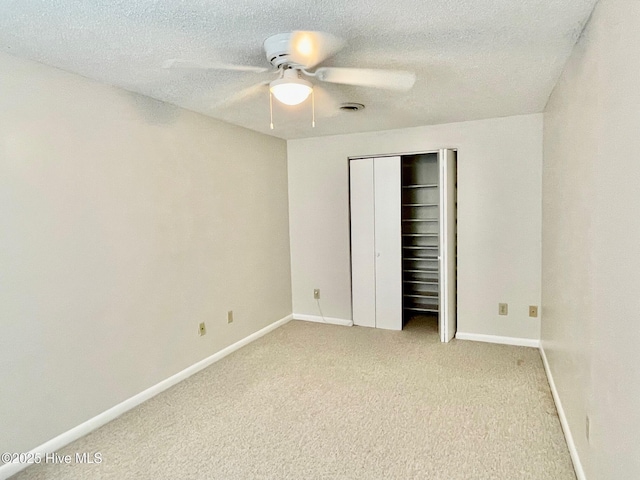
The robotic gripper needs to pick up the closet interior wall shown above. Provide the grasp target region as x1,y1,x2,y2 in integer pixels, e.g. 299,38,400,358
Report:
401,154,440,325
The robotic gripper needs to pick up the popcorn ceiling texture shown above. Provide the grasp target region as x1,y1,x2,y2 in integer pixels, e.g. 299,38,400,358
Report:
0,0,597,139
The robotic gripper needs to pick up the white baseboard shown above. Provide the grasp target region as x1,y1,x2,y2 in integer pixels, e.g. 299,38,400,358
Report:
539,345,586,480
455,331,540,348
293,313,353,327
0,314,293,480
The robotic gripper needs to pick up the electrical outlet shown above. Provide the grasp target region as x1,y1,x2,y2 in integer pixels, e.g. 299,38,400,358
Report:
499,303,508,315
198,322,206,336
227,310,234,324
313,289,320,300
529,305,538,317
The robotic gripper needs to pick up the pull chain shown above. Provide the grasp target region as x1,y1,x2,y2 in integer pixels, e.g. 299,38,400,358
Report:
311,90,316,128
269,91,274,130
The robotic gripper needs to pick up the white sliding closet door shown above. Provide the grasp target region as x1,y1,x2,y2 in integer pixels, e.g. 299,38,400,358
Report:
373,156,402,330
350,159,376,328
349,156,402,330
439,149,457,342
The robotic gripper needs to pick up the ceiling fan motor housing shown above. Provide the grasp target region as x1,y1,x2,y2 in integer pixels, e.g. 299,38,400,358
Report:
264,33,301,69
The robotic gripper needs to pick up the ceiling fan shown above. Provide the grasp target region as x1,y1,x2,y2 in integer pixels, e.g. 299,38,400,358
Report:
163,31,416,127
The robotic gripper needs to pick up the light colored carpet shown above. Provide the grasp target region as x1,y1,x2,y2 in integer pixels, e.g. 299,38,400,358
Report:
11,318,575,479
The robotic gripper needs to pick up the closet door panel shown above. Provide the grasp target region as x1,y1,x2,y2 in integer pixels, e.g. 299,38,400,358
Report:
350,158,376,328
373,156,402,330
439,149,457,342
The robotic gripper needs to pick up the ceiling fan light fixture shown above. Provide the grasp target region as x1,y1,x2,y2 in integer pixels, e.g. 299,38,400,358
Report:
269,70,313,106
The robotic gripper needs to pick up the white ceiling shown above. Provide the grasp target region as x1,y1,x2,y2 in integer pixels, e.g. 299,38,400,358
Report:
0,0,597,140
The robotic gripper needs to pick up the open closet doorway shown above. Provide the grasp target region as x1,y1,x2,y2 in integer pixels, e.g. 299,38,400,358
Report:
349,149,457,342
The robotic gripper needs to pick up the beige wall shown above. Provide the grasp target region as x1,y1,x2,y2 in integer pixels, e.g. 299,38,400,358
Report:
542,0,640,478
288,114,543,340
0,52,291,454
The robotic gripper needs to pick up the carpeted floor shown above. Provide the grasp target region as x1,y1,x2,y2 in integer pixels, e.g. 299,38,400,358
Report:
11,318,576,479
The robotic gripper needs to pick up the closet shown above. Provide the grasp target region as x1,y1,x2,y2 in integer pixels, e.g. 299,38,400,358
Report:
349,149,456,342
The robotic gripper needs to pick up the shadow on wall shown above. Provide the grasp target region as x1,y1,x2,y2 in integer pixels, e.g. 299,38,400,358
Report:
123,91,182,125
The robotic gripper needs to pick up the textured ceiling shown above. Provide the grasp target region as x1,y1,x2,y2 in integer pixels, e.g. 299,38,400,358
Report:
0,0,598,140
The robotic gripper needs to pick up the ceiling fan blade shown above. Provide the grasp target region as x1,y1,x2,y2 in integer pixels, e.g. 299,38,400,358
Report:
163,59,269,73
288,31,345,69
315,67,416,91
213,81,270,109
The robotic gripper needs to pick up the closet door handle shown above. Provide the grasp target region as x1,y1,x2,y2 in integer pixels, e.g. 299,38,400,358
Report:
376,252,381,258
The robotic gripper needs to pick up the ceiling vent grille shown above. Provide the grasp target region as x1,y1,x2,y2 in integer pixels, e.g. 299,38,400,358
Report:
339,102,365,111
